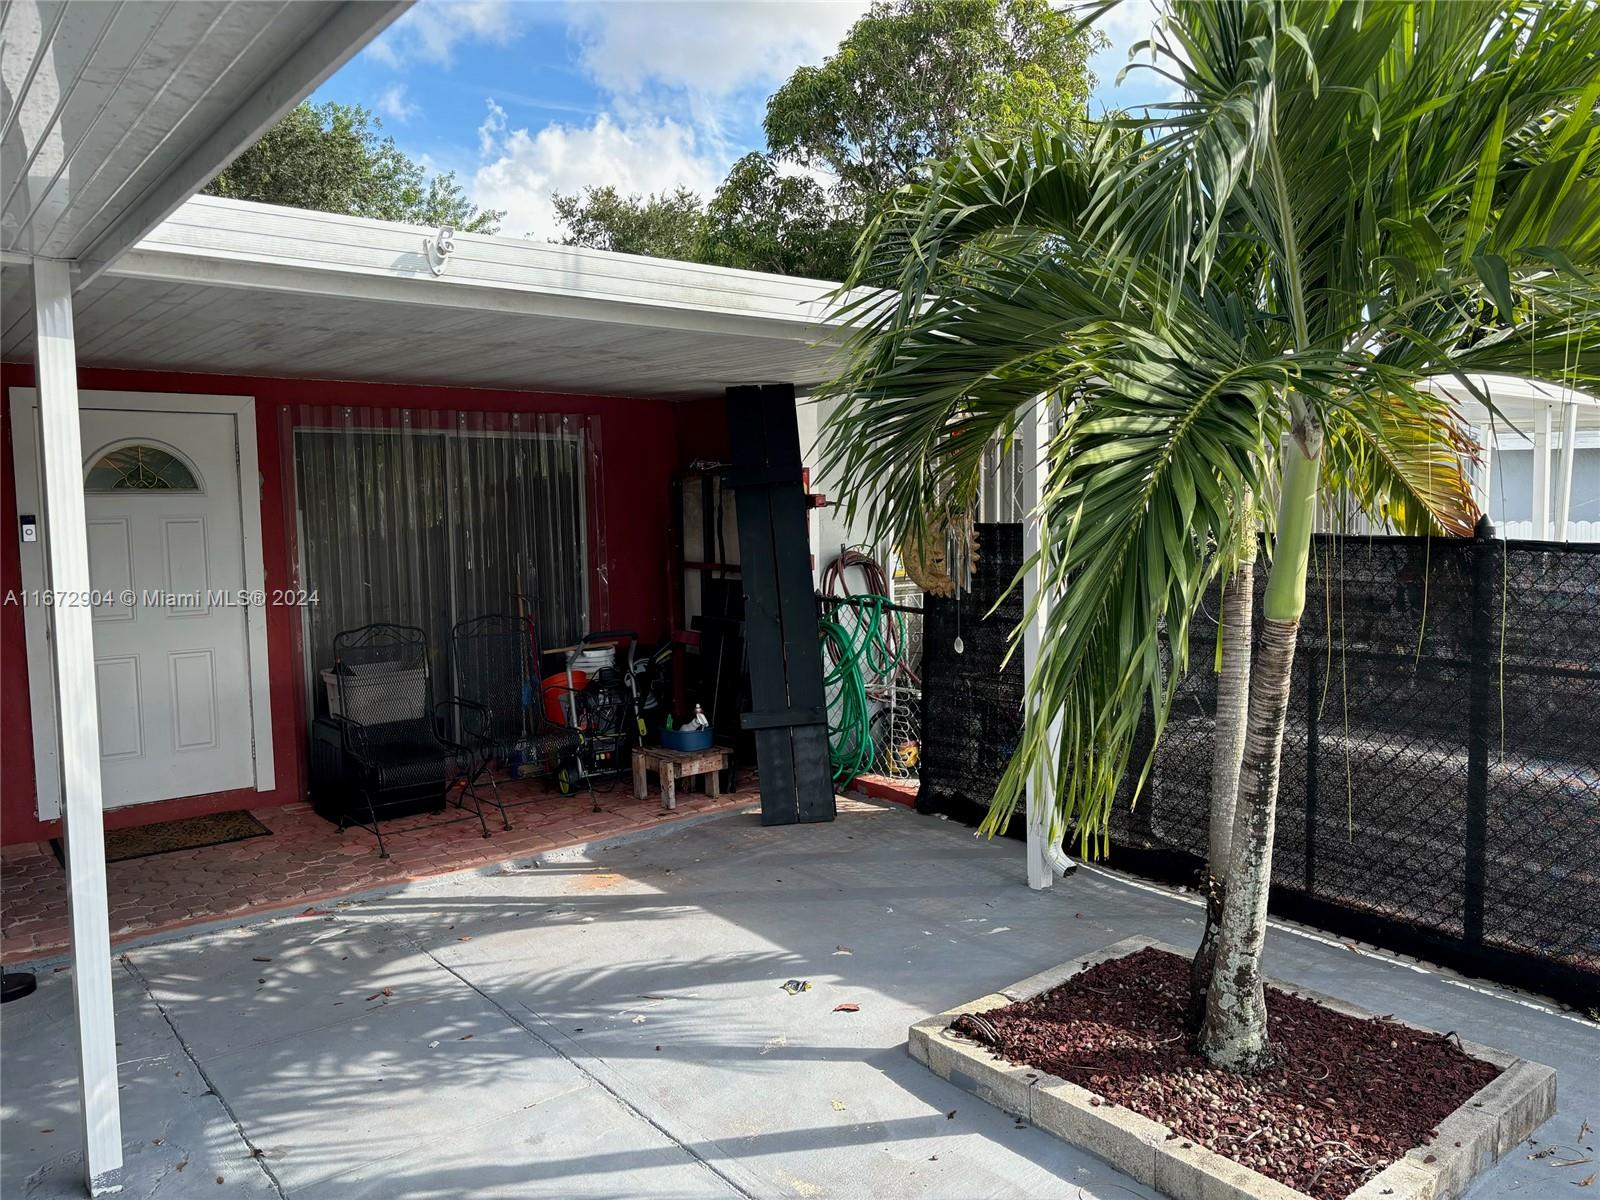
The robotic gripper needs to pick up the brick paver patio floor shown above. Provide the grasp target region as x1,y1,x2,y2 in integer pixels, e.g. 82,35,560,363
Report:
1,777,756,962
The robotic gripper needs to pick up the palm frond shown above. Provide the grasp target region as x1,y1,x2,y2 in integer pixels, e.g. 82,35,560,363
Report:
819,0,1600,854
1322,381,1480,537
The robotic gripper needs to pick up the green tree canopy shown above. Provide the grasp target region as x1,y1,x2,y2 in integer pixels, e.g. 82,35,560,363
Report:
700,153,860,279
548,186,707,259
765,0,1104,202
552,0,1104,276
205,101,503,234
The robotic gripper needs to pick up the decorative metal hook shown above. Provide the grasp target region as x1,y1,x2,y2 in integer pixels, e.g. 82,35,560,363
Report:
423,226,457,276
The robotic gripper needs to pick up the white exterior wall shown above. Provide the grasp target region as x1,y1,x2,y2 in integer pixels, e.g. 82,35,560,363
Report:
1488,447,1600,528
799,395,884,584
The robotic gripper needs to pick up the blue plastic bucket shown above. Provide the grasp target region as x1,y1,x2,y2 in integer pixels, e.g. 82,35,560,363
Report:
659,727,714,752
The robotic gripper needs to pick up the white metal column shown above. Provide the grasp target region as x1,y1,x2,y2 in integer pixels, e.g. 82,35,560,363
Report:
1555,401,1579,542
32,259,124,1195
1531,402,1553,540
1019,398,1053,890
1471,427,1494,520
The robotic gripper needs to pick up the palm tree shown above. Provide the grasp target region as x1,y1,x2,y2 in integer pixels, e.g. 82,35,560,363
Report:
820,0,1600,1071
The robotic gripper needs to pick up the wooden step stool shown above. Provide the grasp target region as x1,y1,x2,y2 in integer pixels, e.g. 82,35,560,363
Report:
632,745,733,810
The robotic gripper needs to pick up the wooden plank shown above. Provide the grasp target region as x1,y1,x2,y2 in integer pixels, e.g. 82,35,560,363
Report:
727,383,835,825
754,387,834,822
767,474,834,823
728,454,797,824
741,707,826,730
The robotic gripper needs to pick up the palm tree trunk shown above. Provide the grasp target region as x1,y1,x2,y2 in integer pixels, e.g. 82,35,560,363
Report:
1198,434,1319,1071
1187,531,1255,1035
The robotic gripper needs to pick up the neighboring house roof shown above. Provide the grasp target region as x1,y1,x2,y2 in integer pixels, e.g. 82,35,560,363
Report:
1422,373,1600,438
0,195,852,399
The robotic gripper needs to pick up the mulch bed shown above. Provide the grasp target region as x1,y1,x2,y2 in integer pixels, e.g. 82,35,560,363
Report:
954,946,1500,1199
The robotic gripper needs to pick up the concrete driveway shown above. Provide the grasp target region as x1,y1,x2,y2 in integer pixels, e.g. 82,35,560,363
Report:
4,798,1595,1198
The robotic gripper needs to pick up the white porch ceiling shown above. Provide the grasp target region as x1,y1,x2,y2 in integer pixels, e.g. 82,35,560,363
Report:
0,196,850,399
1,0,405,274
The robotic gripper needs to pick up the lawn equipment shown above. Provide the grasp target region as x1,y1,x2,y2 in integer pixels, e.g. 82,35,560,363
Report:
554,630,638,796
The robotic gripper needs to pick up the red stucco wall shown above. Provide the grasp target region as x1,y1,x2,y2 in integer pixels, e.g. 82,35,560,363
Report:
0,362,706,845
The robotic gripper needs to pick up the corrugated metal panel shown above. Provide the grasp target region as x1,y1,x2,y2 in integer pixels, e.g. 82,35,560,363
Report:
143,195,850,325
0,1,401,263
0,191,853,397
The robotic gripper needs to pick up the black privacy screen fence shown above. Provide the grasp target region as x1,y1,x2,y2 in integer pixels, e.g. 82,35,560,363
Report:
918,524,1026,821
920,525,1600,1008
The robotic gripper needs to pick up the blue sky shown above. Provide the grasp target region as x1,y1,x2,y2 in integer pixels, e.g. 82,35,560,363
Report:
311,0,1168,239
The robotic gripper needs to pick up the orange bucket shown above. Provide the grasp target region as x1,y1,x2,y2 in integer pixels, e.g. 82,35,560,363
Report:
542,671,587,725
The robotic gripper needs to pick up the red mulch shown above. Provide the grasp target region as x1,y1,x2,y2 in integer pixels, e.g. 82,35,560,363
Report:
955,946,1500,1199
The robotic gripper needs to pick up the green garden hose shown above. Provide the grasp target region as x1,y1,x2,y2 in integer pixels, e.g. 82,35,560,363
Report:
819,593,906,782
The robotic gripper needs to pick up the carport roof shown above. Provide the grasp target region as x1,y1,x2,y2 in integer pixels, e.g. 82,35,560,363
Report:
2,1,405,276
0,195,851,400
1422,372,1600,436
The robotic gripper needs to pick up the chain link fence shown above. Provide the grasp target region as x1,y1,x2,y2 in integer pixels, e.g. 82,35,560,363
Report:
817,581,925,787
865,574,924,780
919,524,1600,1009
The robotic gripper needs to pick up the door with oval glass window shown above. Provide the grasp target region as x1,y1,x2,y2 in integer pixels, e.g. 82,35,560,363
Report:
80,410,254,807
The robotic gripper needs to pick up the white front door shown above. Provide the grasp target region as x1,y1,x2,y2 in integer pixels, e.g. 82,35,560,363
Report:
76,410,255,807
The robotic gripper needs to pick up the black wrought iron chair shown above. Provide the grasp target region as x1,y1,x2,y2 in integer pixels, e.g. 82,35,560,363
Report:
328,623,458,856
450,613,589,823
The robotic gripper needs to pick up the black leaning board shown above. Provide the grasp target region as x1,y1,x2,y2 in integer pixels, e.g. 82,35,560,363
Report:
725,384,835,824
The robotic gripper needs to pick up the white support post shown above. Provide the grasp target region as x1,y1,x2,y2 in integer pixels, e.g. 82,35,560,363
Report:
1531,402,1553,540
32,259,123,1196
1555,400,1579,542
1019,397,1053,890
980,442,999,524
1475,431,1494,525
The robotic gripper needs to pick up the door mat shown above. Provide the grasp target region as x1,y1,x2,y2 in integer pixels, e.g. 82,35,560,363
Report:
50,810,271,866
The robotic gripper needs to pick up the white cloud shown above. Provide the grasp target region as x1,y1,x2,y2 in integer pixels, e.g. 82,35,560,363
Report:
376,0,874,240
472,106,727,240
478,97,508,156
1087,0,1181,113
562,1,866,99
367,0,517,67
376,82,418,123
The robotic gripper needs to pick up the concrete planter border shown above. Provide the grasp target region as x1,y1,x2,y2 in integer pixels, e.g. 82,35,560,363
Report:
908,936,1556,1200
